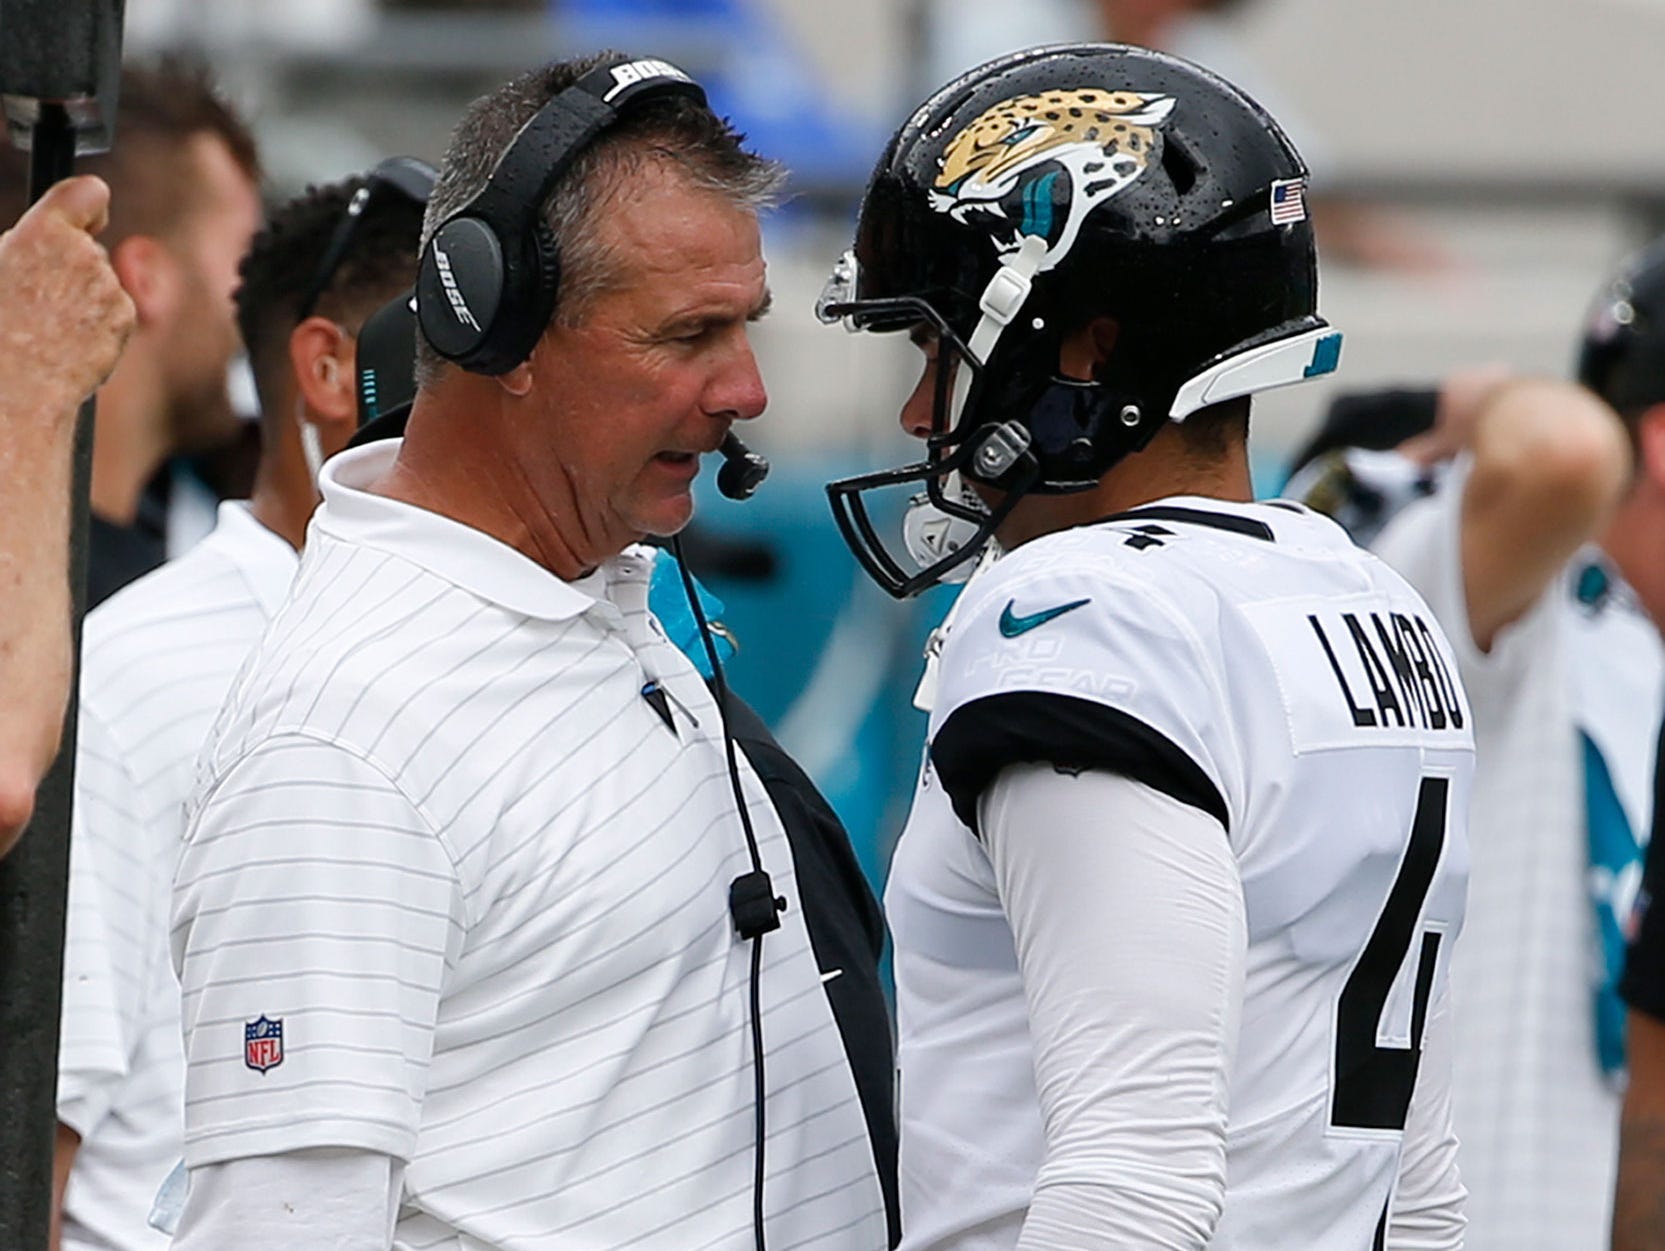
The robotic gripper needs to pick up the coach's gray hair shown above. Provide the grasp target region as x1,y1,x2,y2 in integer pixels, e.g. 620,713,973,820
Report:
414,51,784,388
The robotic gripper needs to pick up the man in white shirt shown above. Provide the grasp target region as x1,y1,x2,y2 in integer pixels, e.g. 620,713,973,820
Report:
1367,242,1665,1251
0,175,134,854
818,44,1470,1249
52,167,429,1251
169,53,887,1250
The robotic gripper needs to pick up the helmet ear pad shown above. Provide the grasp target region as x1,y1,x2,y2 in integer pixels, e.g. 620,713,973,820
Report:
955,285,1164,494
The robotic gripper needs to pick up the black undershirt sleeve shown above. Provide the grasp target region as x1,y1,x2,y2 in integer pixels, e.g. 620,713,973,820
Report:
930,690,1228,839
1621,717,1665,1022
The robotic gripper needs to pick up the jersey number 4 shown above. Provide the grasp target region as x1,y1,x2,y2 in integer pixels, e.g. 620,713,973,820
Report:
1331,775,1449,1132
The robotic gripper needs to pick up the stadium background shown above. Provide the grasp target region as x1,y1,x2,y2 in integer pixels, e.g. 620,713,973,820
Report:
123,0,1665,892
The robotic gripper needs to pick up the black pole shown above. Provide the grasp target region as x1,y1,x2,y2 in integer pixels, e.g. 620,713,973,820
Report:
0,100,105,1251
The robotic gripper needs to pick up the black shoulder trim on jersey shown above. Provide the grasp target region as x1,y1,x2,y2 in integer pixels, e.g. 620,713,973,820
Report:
931,691,1229,838
1263,500,1305,514
1100,504,1276,541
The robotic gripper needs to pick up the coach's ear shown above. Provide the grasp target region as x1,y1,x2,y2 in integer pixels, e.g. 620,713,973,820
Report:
289,315,359,455
495,358,534,399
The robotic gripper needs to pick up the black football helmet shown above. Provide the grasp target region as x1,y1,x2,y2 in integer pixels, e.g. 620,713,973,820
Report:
820,43,1343,596
1578,235,1665,419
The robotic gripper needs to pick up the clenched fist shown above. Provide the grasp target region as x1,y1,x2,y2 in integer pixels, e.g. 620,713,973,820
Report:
0,175,135,421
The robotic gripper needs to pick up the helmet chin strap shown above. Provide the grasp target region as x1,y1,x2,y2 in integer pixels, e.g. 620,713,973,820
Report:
949,233,1049,430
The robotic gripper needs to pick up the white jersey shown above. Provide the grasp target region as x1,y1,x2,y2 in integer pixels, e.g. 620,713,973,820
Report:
57,502,295,1251
888,497,1473,1250
1373,467,1665,1251
172,441,887,1251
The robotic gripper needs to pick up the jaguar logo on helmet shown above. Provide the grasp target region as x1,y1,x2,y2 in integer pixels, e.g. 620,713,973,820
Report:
929,88,1175,270
822,43,1341,600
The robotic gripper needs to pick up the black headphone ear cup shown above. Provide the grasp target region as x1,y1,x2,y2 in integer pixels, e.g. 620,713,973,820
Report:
523,219,563,349
414,64,707,377
415,217,508,371
415,239,456,359
454,218,561,375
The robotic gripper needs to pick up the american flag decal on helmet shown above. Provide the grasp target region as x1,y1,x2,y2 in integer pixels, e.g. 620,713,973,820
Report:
245,1015,284,1073
1270,177,1308,225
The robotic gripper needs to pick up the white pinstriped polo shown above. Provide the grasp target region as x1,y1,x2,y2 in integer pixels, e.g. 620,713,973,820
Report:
60,501,297,1251
173,440,886,1250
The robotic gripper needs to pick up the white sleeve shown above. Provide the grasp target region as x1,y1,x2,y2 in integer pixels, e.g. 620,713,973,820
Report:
1386,984,1467,1250
56,700,155,1136
981,762,1246,1251
173,732,467,1167
171,1148,403,1251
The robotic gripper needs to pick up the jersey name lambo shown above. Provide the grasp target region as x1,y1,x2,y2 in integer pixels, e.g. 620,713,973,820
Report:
1309,608,1465,734
1246,597,1469,754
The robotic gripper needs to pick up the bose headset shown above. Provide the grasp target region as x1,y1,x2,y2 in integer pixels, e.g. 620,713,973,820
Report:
415,56,696,373
415,56,784,1250
413,54,769,498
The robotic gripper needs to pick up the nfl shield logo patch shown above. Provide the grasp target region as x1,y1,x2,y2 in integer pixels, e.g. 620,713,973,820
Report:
244,1016,284,1073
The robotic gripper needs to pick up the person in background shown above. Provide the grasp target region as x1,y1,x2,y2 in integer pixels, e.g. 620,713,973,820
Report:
1357,241,1665,1251
1282,364,1512,547
0,59,262,607
52,166,429,1251
0,175,135,855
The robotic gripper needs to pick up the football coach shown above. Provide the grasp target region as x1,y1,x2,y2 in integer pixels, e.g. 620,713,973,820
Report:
167,53,889,1251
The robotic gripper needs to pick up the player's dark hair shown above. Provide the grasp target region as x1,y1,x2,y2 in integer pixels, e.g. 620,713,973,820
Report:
1175,396,1251,459
236,177,426,425
413,50,782,387
0,57,259,238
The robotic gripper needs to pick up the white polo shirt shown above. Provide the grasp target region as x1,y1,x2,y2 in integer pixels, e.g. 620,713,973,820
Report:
173,440,887,1250
58,501,296,1251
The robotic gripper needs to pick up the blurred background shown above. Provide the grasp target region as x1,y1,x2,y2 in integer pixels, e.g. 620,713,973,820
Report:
120,0,1665,889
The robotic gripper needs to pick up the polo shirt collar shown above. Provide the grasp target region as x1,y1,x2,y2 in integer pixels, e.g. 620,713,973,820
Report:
204,501,299,619
313,440,648,621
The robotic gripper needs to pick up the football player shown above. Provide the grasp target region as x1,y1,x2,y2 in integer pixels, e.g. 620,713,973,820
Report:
819,43,1473,1250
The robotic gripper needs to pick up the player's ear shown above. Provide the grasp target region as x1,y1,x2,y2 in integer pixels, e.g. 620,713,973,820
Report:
289,315,356,429
1058,316,1119,382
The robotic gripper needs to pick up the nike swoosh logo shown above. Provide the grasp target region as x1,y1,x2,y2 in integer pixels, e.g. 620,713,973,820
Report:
999,597,1090,638
820,968,843,984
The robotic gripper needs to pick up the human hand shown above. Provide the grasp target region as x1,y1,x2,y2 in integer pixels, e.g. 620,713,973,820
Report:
1396,363,1513,467
0,175,135,421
